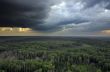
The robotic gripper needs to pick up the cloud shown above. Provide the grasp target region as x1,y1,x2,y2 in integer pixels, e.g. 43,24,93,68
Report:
0,0,51,27
44,0,110,32
0,0,110,34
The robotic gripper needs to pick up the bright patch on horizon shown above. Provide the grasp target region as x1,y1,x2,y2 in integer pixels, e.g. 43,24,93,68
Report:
101,30,110,34
0,27,32,32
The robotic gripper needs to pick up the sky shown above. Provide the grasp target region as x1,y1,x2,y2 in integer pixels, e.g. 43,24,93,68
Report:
0,0,110,36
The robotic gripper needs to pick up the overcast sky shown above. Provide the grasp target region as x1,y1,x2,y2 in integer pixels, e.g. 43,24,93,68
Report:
0,0,110,36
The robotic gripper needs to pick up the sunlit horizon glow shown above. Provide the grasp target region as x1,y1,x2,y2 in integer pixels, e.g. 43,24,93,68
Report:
0,27,32,32
101,30,110,34
0,27,110,36
0,27,45,36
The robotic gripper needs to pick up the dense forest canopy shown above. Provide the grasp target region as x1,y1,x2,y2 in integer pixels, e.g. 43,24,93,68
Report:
0,37,110,72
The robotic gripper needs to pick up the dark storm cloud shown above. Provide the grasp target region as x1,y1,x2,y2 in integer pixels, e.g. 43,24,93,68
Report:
0,0,51,28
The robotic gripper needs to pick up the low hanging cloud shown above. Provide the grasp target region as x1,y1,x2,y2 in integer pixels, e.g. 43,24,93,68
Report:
0,0,110,33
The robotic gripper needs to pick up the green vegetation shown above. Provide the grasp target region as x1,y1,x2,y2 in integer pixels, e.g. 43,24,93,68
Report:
0,37,110,72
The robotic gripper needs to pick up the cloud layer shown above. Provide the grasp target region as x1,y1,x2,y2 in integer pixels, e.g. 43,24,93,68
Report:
0,0,110,35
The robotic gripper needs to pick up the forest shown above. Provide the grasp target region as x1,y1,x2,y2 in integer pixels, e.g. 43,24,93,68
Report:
0,36,109,72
